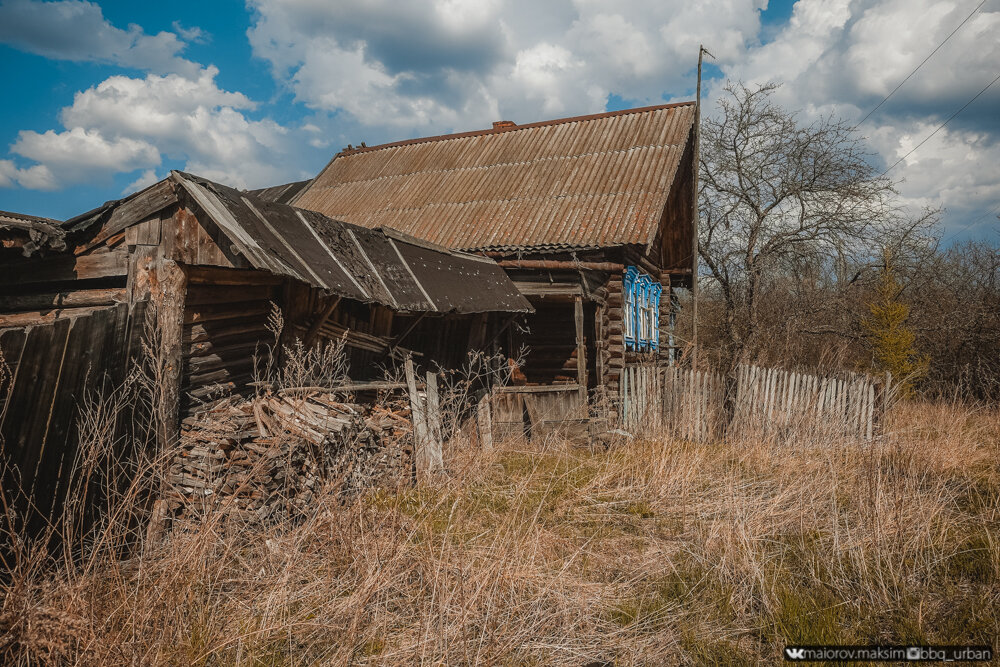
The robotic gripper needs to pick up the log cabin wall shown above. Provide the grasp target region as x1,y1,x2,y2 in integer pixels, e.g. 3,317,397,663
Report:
286,284,397,381
180,267,282,414
0,238,129,329
279,287,506,382
603,269,625,395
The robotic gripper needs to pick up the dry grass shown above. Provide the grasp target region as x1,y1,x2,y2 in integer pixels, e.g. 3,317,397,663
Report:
2,400,998,665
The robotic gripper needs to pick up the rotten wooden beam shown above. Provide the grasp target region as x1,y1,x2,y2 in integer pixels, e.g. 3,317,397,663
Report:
304,296,341,347
575,295,587,408
497,259,624,272
0,288,127,312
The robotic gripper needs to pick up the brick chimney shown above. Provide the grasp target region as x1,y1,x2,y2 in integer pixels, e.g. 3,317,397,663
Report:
492,120,517,130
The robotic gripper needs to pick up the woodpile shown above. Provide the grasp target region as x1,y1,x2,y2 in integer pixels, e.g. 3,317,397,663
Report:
164,390,414,525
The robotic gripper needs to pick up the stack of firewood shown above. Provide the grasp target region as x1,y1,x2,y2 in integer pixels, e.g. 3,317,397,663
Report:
164,391,414,525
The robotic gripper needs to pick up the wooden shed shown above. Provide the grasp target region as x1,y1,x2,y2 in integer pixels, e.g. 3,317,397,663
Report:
290,103,697,432
0,172,530,529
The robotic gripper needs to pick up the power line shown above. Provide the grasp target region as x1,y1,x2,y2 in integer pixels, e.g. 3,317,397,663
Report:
940,200,1000,245
856,0,986,126
880,70,1000,176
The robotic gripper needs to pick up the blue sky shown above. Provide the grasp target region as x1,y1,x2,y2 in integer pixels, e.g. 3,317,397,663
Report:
0,0,997,242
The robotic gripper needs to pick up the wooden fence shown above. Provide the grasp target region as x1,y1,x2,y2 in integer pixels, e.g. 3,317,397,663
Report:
620,363,885,443
0,302,146,537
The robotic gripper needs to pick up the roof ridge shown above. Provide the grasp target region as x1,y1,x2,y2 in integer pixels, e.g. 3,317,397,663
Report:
320,140,685,187
0,210,62,225
336,101,695,157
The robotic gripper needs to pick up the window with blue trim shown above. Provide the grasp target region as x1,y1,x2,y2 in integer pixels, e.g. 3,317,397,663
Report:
623,266,662,352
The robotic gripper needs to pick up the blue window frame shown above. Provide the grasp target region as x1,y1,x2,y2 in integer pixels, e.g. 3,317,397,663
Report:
624,266,639,350
624,266,662,352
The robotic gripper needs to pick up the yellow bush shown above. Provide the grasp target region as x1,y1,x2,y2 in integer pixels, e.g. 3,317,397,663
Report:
862,250,929,397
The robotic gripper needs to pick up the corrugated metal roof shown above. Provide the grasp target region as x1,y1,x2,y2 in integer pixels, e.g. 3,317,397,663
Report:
172,172,531,315
292,102,695,251
247,180,311,205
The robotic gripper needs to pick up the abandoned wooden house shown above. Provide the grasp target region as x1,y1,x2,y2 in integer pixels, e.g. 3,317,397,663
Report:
0,171,531,526
289,102,697,432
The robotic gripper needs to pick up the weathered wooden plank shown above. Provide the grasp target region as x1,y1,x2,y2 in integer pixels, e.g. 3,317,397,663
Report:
184,301,271,325
156,259,187,451
0,306,114,329
477,392,493,451
0,249,129,287
496,384,582,394
404,357,431,480
184,319,271,345
574,296,587,408
0,288,126,312
183,284,276,307
185,359,256,387
304,296,341,347
184,265,283,286
79,179,177,252
35,308,117,521
423,371,444,474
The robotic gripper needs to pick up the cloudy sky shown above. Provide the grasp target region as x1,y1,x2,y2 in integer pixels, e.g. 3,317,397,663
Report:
0,0,997,242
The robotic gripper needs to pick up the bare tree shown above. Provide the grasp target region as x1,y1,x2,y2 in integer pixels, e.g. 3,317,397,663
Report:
698,82,935,371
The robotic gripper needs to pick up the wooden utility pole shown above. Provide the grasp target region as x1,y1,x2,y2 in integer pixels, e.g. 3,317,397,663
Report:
692,45,712,371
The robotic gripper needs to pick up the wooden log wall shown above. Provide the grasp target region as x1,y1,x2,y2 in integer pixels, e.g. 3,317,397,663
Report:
290,287,396,380
0,240,130,330
181,267,281,413
604,271,625,394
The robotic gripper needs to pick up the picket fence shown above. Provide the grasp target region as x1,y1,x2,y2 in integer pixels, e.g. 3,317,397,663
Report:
620,364,886,443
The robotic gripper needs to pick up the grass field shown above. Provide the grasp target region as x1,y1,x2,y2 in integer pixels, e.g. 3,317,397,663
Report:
2,401,998,665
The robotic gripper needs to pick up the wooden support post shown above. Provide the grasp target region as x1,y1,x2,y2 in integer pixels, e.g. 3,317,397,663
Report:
303,295,341,347
155,258,187,453
405,357,429,476
405,357,443,480
574,295,587,412
424,370,444,471
389,311,428,354
476,392,493,451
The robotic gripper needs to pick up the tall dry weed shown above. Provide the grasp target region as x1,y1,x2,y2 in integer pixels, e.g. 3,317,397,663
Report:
1,335,998,667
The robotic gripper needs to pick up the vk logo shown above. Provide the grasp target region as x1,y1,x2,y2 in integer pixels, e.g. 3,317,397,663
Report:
785,647,806,660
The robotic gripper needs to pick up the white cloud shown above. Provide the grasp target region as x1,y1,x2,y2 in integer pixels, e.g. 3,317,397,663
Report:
122,169,161,195
0,160,14,188
171,21,209,44
2,0,996,235
709,0,1000,237
12,127,160,184
0,0,201,76
247,0,766,131
0,159,58,191
6,67,308,190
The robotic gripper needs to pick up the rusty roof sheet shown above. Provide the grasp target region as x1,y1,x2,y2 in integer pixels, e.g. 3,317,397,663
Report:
172,172,531,315
292,102,695,251
247,180,311,205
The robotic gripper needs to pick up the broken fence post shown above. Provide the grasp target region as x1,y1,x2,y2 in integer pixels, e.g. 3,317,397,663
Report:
404,357,433,480
476,390,494,451
424,370,445,474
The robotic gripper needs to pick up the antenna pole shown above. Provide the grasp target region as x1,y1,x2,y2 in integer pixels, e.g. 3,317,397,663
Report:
691,45,706,371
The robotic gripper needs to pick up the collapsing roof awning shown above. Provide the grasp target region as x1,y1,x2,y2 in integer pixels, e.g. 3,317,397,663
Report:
171,172,531,315
0,210,66,256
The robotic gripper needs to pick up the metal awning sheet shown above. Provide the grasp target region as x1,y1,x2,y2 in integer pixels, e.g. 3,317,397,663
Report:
172,171,531,314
